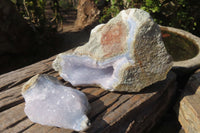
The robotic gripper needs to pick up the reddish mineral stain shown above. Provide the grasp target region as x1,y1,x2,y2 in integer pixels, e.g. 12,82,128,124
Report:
101,22,126,58
162,33,170,38
101,23,124,45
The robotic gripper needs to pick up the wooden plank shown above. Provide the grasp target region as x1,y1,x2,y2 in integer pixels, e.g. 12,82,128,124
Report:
89,92,121,119
0,55,177,133
0,85,24,112
126,82,176,133
48,127,75,133
2,119,34,133
0,103,26,131
23,124,53,133
0,56,56,92
82,87,109,102
87,72,176,133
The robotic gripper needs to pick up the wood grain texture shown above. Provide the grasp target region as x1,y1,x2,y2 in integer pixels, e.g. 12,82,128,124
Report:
0,56,56,91
176,69,200,133
0,55,177,133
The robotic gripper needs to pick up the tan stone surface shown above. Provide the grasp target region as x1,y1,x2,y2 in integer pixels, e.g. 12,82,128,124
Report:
177,69,200,133
53,9,173,92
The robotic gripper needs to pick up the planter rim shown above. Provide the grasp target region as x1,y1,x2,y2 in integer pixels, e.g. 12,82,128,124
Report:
160,26,200,70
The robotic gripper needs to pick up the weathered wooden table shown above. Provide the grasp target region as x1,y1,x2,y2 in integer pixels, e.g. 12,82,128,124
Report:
0,55,177,133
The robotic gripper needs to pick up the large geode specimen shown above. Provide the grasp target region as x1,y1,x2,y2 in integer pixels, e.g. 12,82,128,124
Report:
22,74,90,131
53,8,173,92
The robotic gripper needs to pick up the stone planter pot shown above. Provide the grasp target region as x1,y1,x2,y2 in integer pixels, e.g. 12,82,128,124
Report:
160,26,200,74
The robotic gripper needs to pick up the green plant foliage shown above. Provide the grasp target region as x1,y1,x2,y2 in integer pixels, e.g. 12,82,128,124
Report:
98,0,123,23
141,0,160,13
25,0,47,26
97,0,200,36
15,0,63,32
59,0,75,10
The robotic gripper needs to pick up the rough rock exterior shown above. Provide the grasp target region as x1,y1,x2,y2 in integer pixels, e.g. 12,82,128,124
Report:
176,69,200,133
53,8,173,92
22,74,91,131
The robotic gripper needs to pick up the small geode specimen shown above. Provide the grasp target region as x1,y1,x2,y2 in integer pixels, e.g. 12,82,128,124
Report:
22,74,90,131
53,8,173,92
